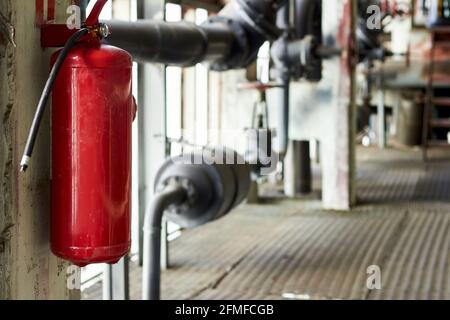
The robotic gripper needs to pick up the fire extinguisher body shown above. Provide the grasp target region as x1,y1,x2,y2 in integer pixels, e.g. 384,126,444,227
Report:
51,40,134,267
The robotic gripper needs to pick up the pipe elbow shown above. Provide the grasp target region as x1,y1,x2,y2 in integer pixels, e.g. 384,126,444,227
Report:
144,185,187,231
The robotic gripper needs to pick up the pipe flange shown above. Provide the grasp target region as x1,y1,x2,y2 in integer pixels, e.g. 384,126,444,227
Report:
299,35,314,66
206,16,250,71
162,177,198,216
236,0,281,40
154,159,218,228
154,148,250,229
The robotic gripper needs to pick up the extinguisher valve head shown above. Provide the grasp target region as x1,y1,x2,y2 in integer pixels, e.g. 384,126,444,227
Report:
98,23,110,39
85,23,110,40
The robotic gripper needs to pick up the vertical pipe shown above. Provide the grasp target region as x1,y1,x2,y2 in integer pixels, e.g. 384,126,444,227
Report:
160,218,169,270
314,139,321,164
102,258,130,300
142,186,186,300
377,71,386,148
298,140,312,193
284,140,312,196
143,221,162,300
276,2,291,160
293,0,323,81
103,265,112,300
79,0,90,20
277,79,290,160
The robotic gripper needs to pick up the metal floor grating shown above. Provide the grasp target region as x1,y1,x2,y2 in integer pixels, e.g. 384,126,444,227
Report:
83,147,450,300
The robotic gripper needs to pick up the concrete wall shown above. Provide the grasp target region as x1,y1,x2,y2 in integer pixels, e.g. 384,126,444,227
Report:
0,0,78,299
217,70,259,154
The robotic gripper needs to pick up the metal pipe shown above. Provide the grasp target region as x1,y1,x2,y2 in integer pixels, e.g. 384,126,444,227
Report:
377,70,386,149
103,258,130,300
274,3,290,160
102,265,112,300
277,78,290,160
293,0,322,81
284,140,312,196
79,0,90,20
105,0,286,70
142,185,186,300
297,140,312,194
271,0,326,160
105,20,234,66
294,0,322,39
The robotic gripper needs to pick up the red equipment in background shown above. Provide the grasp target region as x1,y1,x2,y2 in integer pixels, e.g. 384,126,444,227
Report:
23,0,134,266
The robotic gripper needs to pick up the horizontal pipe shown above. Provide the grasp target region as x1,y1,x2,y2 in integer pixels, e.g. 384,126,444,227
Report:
105,20,235,66
104,0,286,69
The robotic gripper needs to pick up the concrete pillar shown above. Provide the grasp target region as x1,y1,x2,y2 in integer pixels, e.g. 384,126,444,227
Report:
0,0,78,299
322,0,357,211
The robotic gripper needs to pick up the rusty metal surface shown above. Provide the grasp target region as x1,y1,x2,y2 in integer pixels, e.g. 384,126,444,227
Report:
83,147,450,300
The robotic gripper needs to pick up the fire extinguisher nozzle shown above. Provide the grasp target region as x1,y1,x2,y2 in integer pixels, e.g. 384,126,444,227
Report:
20,155,30,173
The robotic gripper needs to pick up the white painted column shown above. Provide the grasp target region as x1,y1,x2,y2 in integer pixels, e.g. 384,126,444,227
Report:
322,0,357,211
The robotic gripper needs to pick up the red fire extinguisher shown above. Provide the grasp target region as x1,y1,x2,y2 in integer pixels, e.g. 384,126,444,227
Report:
21,0,135,266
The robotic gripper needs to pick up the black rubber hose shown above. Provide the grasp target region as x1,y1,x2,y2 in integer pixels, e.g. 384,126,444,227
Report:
20,28,89,172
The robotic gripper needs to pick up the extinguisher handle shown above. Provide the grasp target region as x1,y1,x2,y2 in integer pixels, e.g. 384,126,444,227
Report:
20,28,89,172
85,0,109,27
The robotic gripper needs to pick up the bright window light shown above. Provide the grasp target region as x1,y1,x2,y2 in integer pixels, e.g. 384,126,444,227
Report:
86,0,113,20
165,4,183,156
195,8,209,145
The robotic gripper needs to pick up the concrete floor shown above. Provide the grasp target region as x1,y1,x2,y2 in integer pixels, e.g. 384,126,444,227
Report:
83,147,450,300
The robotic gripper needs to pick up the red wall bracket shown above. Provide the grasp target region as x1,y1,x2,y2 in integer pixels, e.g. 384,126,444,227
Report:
41,24,77,48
